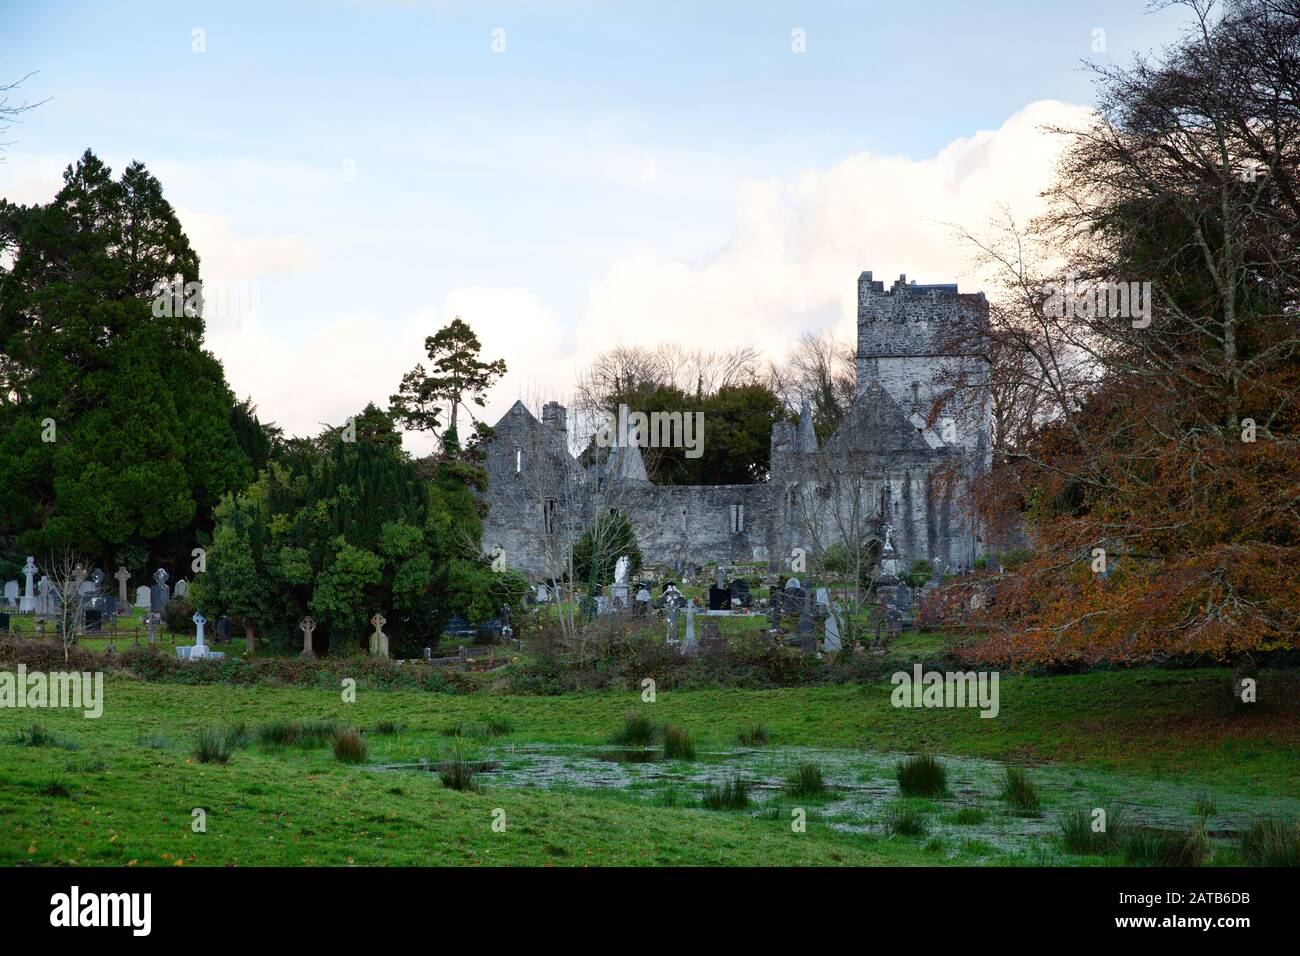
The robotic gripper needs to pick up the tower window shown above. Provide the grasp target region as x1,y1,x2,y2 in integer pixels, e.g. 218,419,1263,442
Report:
515,448,522,473
543,498,556,534
729,503,745,534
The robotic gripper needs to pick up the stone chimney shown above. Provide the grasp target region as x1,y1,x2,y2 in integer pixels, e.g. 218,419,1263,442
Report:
541,401,567,438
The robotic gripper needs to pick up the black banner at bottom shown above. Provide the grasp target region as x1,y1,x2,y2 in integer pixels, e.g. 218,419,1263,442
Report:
0,865,1283,942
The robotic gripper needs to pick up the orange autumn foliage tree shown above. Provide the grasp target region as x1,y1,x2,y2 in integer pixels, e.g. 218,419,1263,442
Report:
957,0,1300,670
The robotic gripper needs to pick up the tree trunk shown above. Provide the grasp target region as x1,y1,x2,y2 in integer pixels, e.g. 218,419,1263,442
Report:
245,623,257,656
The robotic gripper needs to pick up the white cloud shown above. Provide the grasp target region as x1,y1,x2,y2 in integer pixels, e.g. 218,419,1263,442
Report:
571,99,1094,366
176,207,317,283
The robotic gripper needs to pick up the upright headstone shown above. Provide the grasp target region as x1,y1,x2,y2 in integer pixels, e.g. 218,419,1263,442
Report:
115,567,130,606
146,613,160,645
190,613,209,659
634,587,651,616
682,602,698,654
299,615,317,659
369,613,389,658
823,605,842,656
135,586,151,609
665,604,680,645
37,576,53,616
150,569,170,613
175,579,189,599
796,588,816,651
4,581,19,607
19,557,38,613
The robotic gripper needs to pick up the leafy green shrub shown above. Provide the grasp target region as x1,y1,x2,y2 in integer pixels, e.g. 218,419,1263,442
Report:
1059,805,1126,855
701,777,751,810
999,767,1041,815
194,725,236,764
884,804,928,837
331,728,367,764
896,754,947,798
610,710,657,746
661,725,696,760
1240,818,1300,867
784,763,827,798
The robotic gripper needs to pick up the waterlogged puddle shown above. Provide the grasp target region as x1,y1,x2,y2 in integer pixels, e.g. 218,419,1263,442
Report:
367,744,1300,862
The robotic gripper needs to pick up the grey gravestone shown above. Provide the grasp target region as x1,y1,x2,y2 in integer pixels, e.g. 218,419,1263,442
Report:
727,579,752,607
175,579,189,598
707,586,730,610
634,588,651,616
37,576,53,615
299,616,317,659
665,605,680,644
146,613,160,645
115,567,130,605
135,586,151,608
216,617,230,643
823,606,842,654
700,620,727,656
796,589,816,651
150,569,170,613
2,581,18,606
682,602,698,654
369,613,389,658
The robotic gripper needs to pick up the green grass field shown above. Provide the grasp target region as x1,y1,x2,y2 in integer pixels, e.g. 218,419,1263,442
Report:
2,649,1297,867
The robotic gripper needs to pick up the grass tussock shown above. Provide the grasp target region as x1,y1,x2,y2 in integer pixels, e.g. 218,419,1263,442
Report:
784,762,828,798
884,804,929,837
438,746,481,792
369,719,405,736
256,719,339,749
1122,826,1207,867
193,725,239,764
37,778,72,798
701,777,751,810
1193,793,1217,818
953,806,987,825
331,727,367,764
610,710,658,747
999,767,1042,816
442,718,512,740
1058,805,1127,855
661,725,696,760
10,723,78,750
1240,817,1300,867
737,723,769,746
895,754,947,798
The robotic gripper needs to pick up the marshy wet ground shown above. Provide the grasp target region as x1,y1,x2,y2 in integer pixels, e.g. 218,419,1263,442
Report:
366,743,1300,862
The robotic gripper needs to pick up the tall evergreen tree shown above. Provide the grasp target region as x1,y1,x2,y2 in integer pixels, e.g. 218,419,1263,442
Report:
0,150,250,573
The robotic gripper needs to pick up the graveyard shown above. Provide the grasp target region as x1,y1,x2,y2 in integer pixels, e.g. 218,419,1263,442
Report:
2,552,1298,867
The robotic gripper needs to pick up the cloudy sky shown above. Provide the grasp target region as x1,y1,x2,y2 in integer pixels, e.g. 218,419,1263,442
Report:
1,0,1191,454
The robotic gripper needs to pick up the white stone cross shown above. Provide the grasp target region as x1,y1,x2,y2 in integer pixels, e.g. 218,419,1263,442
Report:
19,557,37,612
299,616,317,659
115,567,130,604
369,613,389,658
192,612,207,648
